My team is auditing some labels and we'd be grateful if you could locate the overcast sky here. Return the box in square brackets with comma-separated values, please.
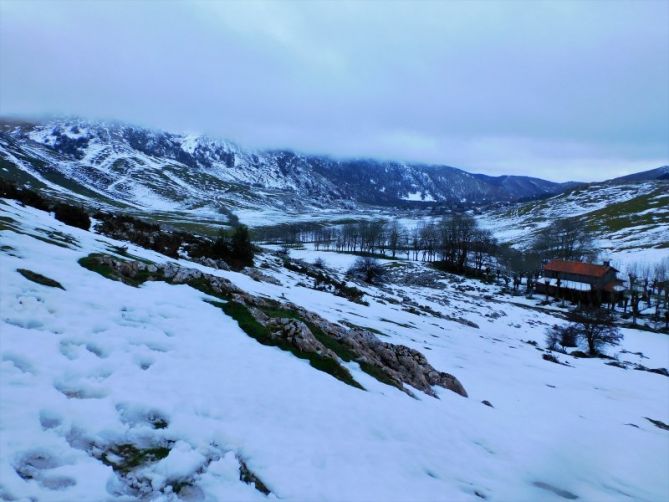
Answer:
[1, 1, 667, 181]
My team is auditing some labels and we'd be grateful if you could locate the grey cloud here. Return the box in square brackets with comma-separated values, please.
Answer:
[0, 0, 667, 181]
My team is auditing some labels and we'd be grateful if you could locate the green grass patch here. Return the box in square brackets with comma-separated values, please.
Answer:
[100, 444, 171, 474]
[42, 230, 79, 249]
[31, 234, 74, 248]
[305, 320, 357, 363]
[106, 245, 154, 264]
[77, 253, 154, 287]
[359, 361, 402, 390]
[17, 268, 64, 289]
[186, 277, 232, 301]
[259, 306, 302, 321]
[339, 320, 388, 337]
[213, 300, 363, 389]
[582, 187, 669, 233]
[259, 306, 357, 362]
[0, 215, 19, 232]
[380, 318, 416, 329]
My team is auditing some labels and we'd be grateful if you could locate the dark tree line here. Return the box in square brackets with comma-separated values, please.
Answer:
[1, 179, 91, 230]
[254, 214, 498, 273]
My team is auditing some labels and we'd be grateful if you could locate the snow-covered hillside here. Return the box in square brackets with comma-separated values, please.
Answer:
[2, 199, 668, 501]
[478, 180, 669, 265]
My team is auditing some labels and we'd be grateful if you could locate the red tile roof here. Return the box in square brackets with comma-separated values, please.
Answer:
[544, 260, 616, 278]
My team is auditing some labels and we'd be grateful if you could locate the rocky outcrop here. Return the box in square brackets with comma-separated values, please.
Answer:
[285, 308, 467, 397]
[243, 267, 282, 285]
[192, 257, 230, 271]
[265, 318, 338, 359]
[80, 254, 467, 398]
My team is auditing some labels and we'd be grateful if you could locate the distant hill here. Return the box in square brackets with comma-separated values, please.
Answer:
[609, 166, 669, 183]
[478, 178, 669, 263]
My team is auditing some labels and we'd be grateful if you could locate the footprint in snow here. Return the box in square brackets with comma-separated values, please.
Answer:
[13, 449, 77, 491]
[54, 379, 109, 399]
[115, 402, 170, 430]
[2, 352, 36, 374]
[4, 317, 45, 330]
[85, 342, 109, 358]
[39, 409, 64, 430]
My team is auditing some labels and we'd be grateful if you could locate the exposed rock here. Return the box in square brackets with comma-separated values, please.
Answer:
[635, 365, 669, 377]
[605, 361, 628, 369]
[243, 268, 282, 285]
[645, 417, 669, 431]
[80, 254, 467, 398]
[542, 353, 571, 366]
[294, 309, 467, 398]
[266, 318, 338, 360]
[192, 257, 231, 271]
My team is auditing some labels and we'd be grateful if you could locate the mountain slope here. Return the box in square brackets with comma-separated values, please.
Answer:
[0, 118, 571, 215]
[609, 165, 669, 183]
[478, 179, 669, 263]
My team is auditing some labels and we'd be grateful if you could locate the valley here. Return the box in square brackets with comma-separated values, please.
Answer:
[1, 119, 668, 501]
[1, 198, 667, 501]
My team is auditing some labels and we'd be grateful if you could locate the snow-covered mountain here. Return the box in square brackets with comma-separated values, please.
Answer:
[0, 118, 572, 214]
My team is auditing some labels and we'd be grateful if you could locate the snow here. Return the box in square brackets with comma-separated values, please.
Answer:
[1, 199, 668, 501]
[263, 244, 370, 273]
[179, 134, 201, 155]
[402, 191, 435, 202]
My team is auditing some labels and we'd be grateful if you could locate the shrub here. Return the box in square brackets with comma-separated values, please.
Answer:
[547, 309, 623, 356]
[231, 225, 254, 265]
[277, 245, 290, 257]
[347, 256, 387, 284]
[313, 257, 326, 269]
[569, 308, 623, 356]
[545, 324, 578, 352]
[201, 225, 255, 268]
[53, 203, 91, 230]
[0, 180, 50, 211]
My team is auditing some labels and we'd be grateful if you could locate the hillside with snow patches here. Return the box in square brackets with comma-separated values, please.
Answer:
[478, 177, 669, 265]
[0, 119, 570, 216]
[2, 197, 669, 501]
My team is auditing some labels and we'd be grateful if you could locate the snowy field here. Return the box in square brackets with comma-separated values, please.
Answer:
[1, 200, 668, 501]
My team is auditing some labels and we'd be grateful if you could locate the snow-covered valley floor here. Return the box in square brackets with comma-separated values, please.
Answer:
[1, 200, 668, 501]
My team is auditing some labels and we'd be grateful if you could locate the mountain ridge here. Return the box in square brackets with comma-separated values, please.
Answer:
[0, 117, 579, 211]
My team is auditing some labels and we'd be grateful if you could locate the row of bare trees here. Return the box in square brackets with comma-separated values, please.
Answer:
[253, 215, 497, 272]
[621, 258, 669, 327]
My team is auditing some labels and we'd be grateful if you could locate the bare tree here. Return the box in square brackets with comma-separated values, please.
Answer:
[532, 217, 597, 262]
[569, 309, 623, 356]
[545, 324, 578, 352]
[388, 220, 403, 258]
